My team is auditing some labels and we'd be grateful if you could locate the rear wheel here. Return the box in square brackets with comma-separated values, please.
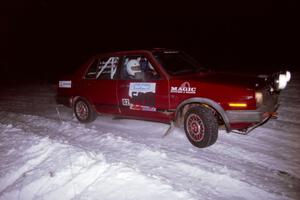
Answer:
[184, 106, 218, 148]
[74, 98, 96, 123]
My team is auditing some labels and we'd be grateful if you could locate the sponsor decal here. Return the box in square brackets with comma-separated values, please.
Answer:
[130, 104, 156, 112]
[128, 82, 156, 111]
[59, 80, 72, 88]
[129, 83, 156, 97]
[170, 82, 196, 94]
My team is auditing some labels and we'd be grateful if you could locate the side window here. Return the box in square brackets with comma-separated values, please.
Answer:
[120, 55, 159, 80]
[85, 56, 119, 80]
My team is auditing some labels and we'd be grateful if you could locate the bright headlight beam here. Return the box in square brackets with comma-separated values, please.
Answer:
[286, 71, 291, 82]
[255, 92, 263, 106]
[278, 74, 287, 89]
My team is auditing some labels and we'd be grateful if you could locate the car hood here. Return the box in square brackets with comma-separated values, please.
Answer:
[173, 71, 269, 90]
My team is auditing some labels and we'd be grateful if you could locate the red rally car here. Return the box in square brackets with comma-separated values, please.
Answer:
[57, 49, 291, 148]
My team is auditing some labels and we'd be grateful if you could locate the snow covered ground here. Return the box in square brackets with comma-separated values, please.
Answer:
[0, 74, 299, 200]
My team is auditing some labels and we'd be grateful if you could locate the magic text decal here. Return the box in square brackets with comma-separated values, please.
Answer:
[170, 82, 196, 94]
[129, 82, 156, 111]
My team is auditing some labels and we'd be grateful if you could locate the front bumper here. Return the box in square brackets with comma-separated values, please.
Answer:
[226, 90, 279, 132]
[226, 92, 279, 125]
[227, 110, 264, 123]
[226, 105, 279, 123]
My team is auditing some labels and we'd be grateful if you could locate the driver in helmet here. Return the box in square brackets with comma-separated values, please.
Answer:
[126, 59, 142, 79]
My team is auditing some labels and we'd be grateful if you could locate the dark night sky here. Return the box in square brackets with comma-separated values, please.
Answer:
[0, 0, 299, 81]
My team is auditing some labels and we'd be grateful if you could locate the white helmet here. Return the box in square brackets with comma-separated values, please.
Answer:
[126, 59, 141, 76]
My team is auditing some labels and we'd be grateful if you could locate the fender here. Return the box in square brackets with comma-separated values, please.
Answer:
[175, 97, 231, 132]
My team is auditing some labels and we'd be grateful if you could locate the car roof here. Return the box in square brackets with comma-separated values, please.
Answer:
[95, 48, 176, 57]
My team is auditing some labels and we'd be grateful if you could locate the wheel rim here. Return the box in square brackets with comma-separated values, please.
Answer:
[186, 113, 205, 142]
[75, 101, 89, 120]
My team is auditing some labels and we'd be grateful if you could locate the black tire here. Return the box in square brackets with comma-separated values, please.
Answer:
[74, 98, 96, 123]
[184, 106, 218, 148]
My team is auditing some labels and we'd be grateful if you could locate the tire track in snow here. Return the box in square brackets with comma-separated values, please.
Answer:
[0, 120, 194, 200]
[0, 112, 198, 198]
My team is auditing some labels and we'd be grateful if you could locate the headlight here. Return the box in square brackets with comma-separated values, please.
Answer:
[278, 74, 288, 89]
[255, 91, 263, 107]
[286, 71, 291, 82]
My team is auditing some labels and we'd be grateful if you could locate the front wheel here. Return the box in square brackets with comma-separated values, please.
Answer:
[184, 106, 218, 148]
[74, 98, 96, 123]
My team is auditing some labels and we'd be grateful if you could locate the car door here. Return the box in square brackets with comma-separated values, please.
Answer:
[81, 55, 120, 114]
[117, 53, 170, 122]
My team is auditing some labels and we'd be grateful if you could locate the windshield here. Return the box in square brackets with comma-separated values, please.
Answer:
[153, 51, 207, 75]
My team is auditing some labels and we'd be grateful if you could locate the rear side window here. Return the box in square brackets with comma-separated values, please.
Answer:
[85, 56, 119, 79]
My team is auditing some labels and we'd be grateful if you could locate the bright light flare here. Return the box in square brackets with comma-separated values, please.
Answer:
[286, 71, 291, 82]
